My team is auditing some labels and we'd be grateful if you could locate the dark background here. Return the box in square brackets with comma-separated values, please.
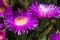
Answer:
[57, 0, 60, 6]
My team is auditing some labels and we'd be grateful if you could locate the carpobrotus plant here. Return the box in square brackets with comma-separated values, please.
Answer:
[4, 11, 38, 35]
[0, 0, 12, 17]
[0, 0, 60, 40]
[29, 2, 60, 18]
[50, 32, 60, 40]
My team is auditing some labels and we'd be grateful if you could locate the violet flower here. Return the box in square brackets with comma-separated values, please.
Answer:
[0, 0, 12, 17]
[4, 11, 38, 35]
[50, 32, 60, 40]
[0, 0, 12, 28]
[29, 2, 60, 18]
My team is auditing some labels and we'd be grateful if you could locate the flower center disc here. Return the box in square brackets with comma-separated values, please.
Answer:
[15, 16, 28, 26]
[0, 7, 5, 12]
[0, 35, 3, 39]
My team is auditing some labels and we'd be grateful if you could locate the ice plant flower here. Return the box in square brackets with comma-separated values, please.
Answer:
[0, 0, 12, 28]
[29, 2, 60, 18]
[0, 5, 12, 17]
[0, 0, 12, 17]
[4, 11, 38, 35]
[50, 32, 60, 40]
[0, 0, 6, 16]
[0, 30, 6, 40]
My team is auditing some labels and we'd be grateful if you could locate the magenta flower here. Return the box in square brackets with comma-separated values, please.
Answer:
[0, 30, 6, 40]
[0, 0, 12, 28]
[4, 11, 38, 35]
[0, 0, 12, 17]
[0, 0, 6, 16]
[29, 2, 60, 18]
[0, 5, 12, 17]
[0, 0, 12, 29]
[50, 32, 60, 40]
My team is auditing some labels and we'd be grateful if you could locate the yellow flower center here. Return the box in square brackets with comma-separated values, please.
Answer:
[0, 7, 5, 12]
[15, 16, 28, 26]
